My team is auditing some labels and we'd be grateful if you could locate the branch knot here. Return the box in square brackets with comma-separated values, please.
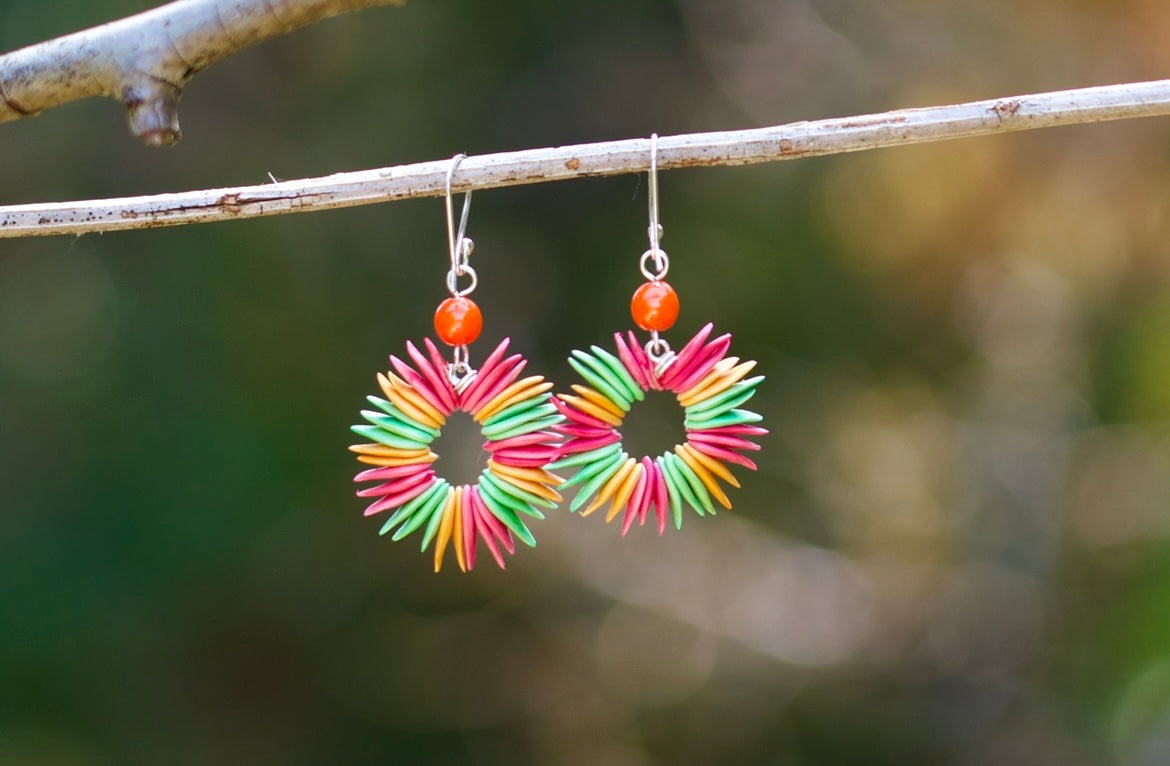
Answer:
[122, 81, 182, 146]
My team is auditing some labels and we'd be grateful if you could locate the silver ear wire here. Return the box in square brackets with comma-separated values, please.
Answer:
[445, 154, 477, 298]
[443, 153, 479, 385]
[643, 133, 669, 280]
[640, 134, 674, 368]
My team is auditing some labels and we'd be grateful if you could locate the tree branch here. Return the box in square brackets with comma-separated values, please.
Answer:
[2, 78, 1170, 238]
[0, 0, 403, 146]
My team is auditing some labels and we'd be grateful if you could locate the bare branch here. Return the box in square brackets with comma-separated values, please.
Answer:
[2, 78, 1170, 238]
[0, 0, 404, 145]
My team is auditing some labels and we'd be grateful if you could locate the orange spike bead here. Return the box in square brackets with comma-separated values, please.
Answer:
[434, 297, 483, 346]
[630, 281, 679, 332]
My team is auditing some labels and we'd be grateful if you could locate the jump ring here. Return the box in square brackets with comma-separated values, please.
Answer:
[448, 345, 476, 390]
[645, 337, 672, 362]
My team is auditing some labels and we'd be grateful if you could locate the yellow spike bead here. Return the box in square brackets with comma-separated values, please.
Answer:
[348, 443, 433, 459]
[679, 442, 740, 488]
[355, 451, 439, 467]
[676, 357, 740, 406]
[487, 459, 562, 488]
[377, 372, 446, 429]
[605, 462, 645, 523]
[678, 360, 758, 408]
[487, 461, 562, 502]
[557, 394, 624, 427]
[434, 487, 459, 573]
[675, 445, 733, 509]
[571, 385, 627, 419]
[482, 381, 554, 422]
[452, 486, 467, 573]
[475, 376, 553, 422]
[583, 457, 636, 517]
[495, 471, 562, 503]
[702, 360, 758, 401]
[386, 371, 447, 427]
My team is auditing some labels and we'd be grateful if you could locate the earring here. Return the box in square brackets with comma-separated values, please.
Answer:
[549, 134, 766, 535]
[349, 155, 565, 572]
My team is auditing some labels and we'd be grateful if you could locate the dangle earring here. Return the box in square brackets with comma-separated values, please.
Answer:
[349, 155, 565, 571]
[549, 135, 766, 534]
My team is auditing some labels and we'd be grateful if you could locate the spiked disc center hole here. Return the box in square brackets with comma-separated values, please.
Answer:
[619, 389, 688, 460]
[433, 411, 489, 487]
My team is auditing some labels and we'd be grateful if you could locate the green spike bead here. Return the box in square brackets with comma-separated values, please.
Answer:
[351, 424, 431, 451]
[419, 492, 450, 551]
[481, 414, 564, 443]
[480, 470, 555, 514]
[476, 487, 538, 547]
[480, 397, 557, 429]
[392, 482, 452, 541]
[568, 356, 632, 410]
[588, 345, 645, 402]
[683, 390, 759, 424]
[684, 377, 766, 417]
[359, 411, 436, 444]
[684, 408, 766, 430]
[548, 443, 623, 473]
[556, 447, 626, 492]
[569, 450, 630, 512]
[656, 455, 684, 529]
[668, 451, 716, 515]
[365, 396, 441, 437]
[661, 452, 706, 516]
[479, 403, 551, 439]
[379, 479, 447, 536]
[477, 471, 538, 516]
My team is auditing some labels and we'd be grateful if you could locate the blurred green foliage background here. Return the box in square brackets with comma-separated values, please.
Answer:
[4, 1, 1170, 763]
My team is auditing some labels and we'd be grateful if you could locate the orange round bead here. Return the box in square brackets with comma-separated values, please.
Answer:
[630, 281, 679, 332]
[434, 296, 483, 346]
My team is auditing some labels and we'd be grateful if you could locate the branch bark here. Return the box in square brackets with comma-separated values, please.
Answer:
[0, 0, 403, 146]
[3, 78, 1170, 239]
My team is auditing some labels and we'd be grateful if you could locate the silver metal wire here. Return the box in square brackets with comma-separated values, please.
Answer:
[645, 333, 677, 373]
[448, 343, 477, 391]
[639, 248, 669, 281]
[445, 153, 477, 297]
[640, 134, 674, 370]
[443, 154, 480, 386]
[644, 133, 669, 280]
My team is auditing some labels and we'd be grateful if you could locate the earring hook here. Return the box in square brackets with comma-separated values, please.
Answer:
[445, 153, 477, 296]
[442, 154, 480, 391]
[640, 134, 670, 281]
[638, 134, 676, 372]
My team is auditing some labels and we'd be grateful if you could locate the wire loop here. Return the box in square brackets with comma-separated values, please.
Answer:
[447, 344, 477, 391]
[445, 263, 478, 296]
[639, 248, 670, 281]
[643, 133, 669, 279]
[445, 154, 476, 298]
[645, 332, 677, 375]
[442, 154, 480, 378]
[638, 134, 675, 367]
